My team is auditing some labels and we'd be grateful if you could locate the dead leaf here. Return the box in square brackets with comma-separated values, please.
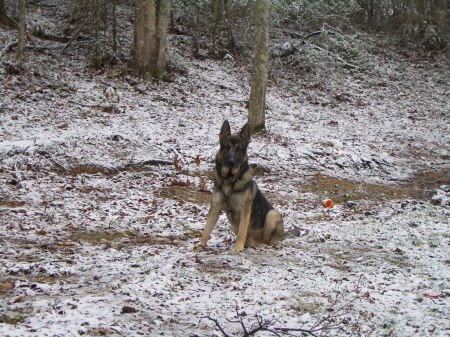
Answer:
[0, 282, 13, 294]
[173, 156, 182, 172]
[194, 155, 201, 167]
[393, 247, 404, 255]
[13, 294, 25, 303]
[121, 305, 137, 314]
[36, 229, 47, 236]
[170, 179, 191, 187]
[57, 123, 68, 129]
[199, 177, 208, 192]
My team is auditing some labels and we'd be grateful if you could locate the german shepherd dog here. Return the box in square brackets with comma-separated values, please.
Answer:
[200, 120, 284, 252]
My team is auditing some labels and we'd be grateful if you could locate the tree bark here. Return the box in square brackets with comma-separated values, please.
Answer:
[93, 0, 102, 67]
[248, 0, 269, 132]
[0, 0, 16, 28]
[430, 0, 449, 54]
[112, 0, 117, 55]
[192, 1, 200, 58]
[211, 0, 222, 53]
[223, 0, 235, 49]
[17, 0, 26, 63]
[133, 0, 171, 80]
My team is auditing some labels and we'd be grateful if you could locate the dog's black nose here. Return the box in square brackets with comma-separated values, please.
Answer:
[228, 160, 235, 167]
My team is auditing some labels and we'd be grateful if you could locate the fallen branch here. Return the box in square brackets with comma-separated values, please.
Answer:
[0, 13, 17, 28]
[281, 29, 304, 39]
[201, 310, 282, 337]
[283, 23, 345, 42]
[35, 150, 68, 171]
[60, 20, 87, 53]
[33, 29, 70, 43]
[201, 277, 374, 336]
[274, 326, 321, 337]
[202, 313, 322, 337]
[0, 40, 62, 60]
[134, 159, 172, 166]
[67, 100, 104, 108]
[309, 43, 358, 70]
[322, 23, 347, 36]
[304, 30, 336, 40]
[201, 315, 231, 337]
[0, 39, 18, 60]
[278, 25, 357, 69]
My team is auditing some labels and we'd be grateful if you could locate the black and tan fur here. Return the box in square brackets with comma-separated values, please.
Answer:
[200, 120, 284, 252]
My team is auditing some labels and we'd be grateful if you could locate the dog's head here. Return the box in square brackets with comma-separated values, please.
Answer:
[217, 120, 250, 179]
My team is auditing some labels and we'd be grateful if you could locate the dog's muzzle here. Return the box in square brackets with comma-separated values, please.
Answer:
[221, 164, 239, 183]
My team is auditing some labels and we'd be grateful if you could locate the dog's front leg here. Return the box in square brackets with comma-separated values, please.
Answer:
[232, 200, 251, 252]
[200, 190, 224, 247]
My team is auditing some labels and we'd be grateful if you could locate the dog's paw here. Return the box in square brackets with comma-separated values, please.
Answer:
[193, 244, 206, 252]
[231, 244, 245, 252]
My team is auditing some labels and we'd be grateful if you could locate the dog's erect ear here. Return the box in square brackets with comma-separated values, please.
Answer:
[239, 123, 250, 144]
[219, 120, 231, 142]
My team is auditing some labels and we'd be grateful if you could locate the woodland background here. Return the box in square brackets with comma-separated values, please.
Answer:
[0, 1, 449, 336]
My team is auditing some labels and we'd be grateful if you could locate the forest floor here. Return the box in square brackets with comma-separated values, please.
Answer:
[1, 2, 450, 337]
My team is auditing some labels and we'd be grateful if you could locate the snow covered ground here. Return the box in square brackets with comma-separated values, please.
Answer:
[1, 4, 450, 336]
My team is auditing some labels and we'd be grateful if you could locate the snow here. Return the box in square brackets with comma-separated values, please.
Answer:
[1, 4, 450, 337]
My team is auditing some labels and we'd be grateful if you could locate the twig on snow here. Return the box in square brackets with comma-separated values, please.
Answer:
[274, 326, 321, 337]
[200, 315, 231, 337]
[133, 159, 173, 167]
[322, 23, 347, 36]
[279, 24, 357, 70]
[309, 43, 358, 70]
[202, 312, 281, 337]
[60, 20, 87, 53]
[304, 30, 336, 40]
[0, 39, 18, 60]
[35, 149, 68, 171]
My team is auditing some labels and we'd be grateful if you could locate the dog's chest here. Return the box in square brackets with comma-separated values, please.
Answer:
[224, 187, 251, 214]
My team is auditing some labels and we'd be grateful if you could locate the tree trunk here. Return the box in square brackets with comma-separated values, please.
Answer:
[211, 0, 222, 54]
[93, 0, 102, 67]
[112, 0, 117, 55]
[248, 0, 269, 132]
[430, 0, 449, 54]
[133, 0, 171, 80]
[223, 0, 235, 49]
[17, 0, 26, 63]
[154, 0, 171, 74]
[192, 1, 200, 58]
[0, 0, 16, 28]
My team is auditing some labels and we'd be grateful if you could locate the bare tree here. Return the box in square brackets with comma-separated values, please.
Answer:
[211, 0, 235, 55]
[0, 0, 16, 27]
[93, 0, 102, 67]
[112, 0, 117, 55]
[17, 0, 26, 63]
[133, 0, 172, 79]
[248, 0, 269, 132]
